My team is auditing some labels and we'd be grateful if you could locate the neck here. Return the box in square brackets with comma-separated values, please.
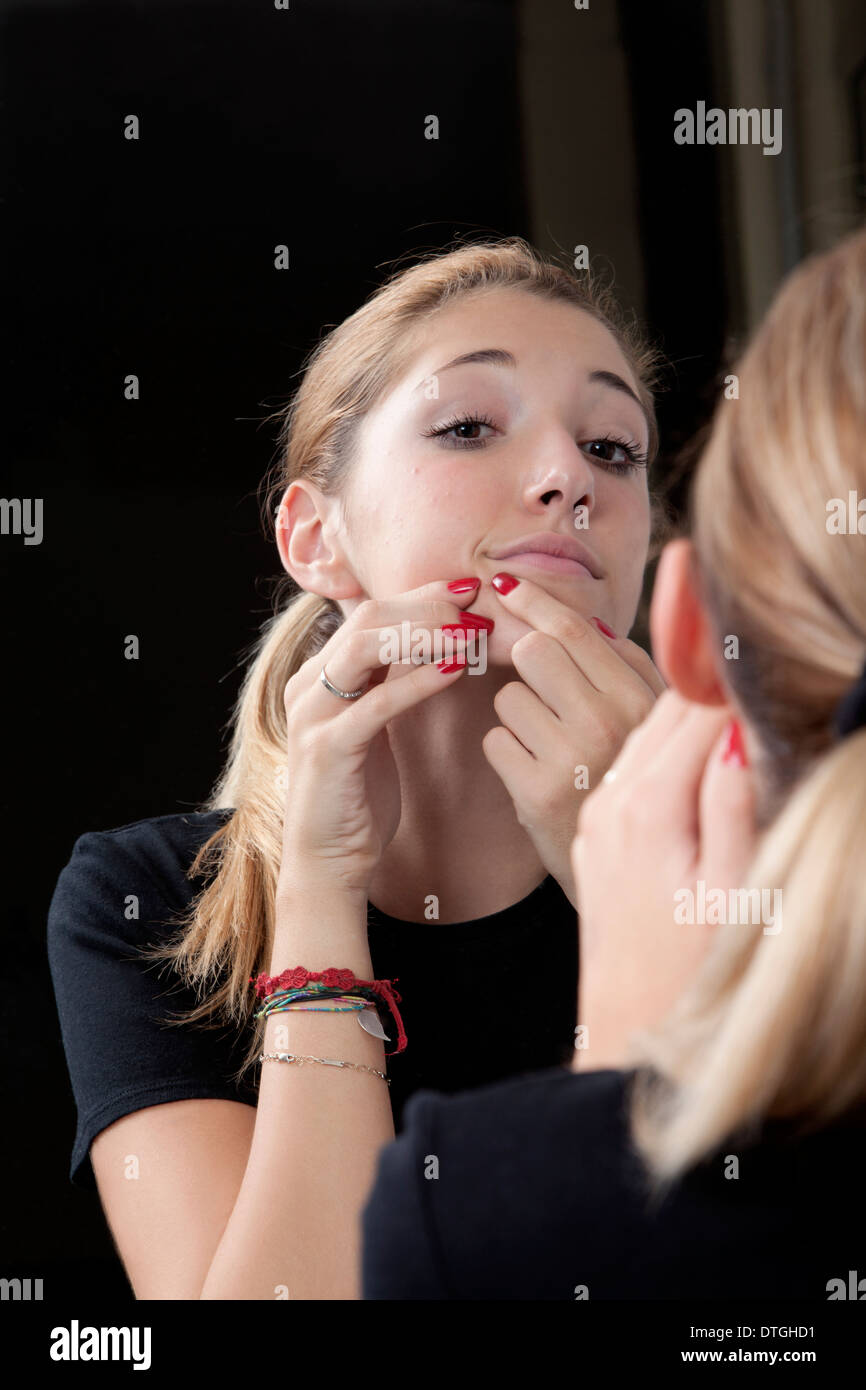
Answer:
[367, 664, 548, 923]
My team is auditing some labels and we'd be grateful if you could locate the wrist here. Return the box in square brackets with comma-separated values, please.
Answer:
[272, 880, 371, 971]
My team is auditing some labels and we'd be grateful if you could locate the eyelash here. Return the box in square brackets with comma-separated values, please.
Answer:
[421, 413, 648, 474]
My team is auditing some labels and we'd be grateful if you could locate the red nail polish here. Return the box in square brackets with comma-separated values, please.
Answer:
[721, 719, 748, 767]
[492, 572, 520, 594]
[592, 616, 617, 639]
[447, 611, 494, 631]
[438, 654, 468, 673]
[447, 577, 481, 593]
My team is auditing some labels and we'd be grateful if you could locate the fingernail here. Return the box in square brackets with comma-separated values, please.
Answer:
[438, 654, 468, 673]
[592, 616, 617, 639]
[446, 611, 494, 631]
[447, 577, 481, 593]
[721, 719, 748, 767]
[492, 572, 520, 594]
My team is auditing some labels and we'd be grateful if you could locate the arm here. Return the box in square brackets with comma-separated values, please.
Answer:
[90, 580, 478, 1298]
[92, 881, 393, 1301]
[199, 880, 394, 1300]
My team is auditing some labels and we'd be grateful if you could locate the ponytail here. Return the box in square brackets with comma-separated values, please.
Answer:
[138, 590, 342, 1084]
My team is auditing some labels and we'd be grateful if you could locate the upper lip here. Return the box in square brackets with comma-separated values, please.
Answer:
[487, 531, 603, 578]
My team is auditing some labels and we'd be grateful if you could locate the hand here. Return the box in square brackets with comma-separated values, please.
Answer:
[571, 690, 758, 1070]
[277, 580, 482, 903]
[481, 573, 666, 906]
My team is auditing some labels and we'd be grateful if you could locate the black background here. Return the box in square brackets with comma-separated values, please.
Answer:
[1, 0, 788, 1299]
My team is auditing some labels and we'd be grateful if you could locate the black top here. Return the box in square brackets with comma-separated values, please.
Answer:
[46, 810, 578, 1191]
[361, 1065, 866, 1300]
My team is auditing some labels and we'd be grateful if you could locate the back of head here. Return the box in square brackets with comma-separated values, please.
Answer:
[632, 225, 866, 1185]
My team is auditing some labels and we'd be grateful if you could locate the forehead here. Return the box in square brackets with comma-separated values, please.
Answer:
[395, 285, 639, 395]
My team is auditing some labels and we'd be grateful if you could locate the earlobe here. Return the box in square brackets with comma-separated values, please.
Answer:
[649, 538, 728, 706]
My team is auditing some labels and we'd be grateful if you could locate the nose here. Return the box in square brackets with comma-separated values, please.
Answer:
[520, 437, 595, 523]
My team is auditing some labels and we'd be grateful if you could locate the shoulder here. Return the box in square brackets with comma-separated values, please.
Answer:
[48, 810, 232, 940]
[62, 809, 232, 881]
[362, 1066, 633, 1298]
[401, 1064, 631, 1172]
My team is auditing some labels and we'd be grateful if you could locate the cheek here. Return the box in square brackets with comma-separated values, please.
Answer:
[349, 457, 495, 591]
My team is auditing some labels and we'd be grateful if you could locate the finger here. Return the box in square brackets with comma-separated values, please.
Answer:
[492, 679, 563, 759]
[509, 632, 594, 721]
[312, 621, 473, 716]
[481, 723, 537, 800]
[698, 720, 758, 884]
[490, 570, 653, 698]
[310, 578, 487, 701]
[596, 687, 691, 784]
[634, 704, 733, 840]
[611, 638, 668, 697]
[336, 650, 470, 751]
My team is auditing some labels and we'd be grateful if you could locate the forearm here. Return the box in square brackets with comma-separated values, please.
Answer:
[199, 883, 395, 1300]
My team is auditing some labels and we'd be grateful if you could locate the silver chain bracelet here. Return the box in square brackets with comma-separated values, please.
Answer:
[260, 1051, 390, 1085]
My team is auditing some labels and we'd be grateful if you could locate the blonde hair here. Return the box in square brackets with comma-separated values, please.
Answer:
[142, 236, 664, 1082]
[629, 225, 866, 1192]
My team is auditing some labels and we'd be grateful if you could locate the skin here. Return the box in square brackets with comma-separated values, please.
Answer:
[277, 286, 665, 922]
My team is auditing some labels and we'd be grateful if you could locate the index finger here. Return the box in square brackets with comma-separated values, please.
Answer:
[490, 569, 638, 694]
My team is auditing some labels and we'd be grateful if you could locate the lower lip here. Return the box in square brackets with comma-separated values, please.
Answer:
[495, 552, 597, 578]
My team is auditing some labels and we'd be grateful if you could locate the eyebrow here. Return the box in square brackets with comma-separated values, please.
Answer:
[414, 349, 649, 431]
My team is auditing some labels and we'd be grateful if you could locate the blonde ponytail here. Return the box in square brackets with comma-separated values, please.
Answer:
[139, 590, 342, 1082]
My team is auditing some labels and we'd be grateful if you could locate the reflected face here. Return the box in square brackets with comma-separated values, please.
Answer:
[341, 286, 653, 659]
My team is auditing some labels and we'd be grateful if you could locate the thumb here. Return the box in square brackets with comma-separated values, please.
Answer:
[699, 717, 759, 885]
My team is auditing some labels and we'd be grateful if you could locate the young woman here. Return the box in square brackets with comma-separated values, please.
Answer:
[47, 237, 669, 1299]
[361, 227, 866, 1299]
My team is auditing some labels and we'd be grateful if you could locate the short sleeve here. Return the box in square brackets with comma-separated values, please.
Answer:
[46, 825, 259, 1190]
[361, 1089, 453, 1299]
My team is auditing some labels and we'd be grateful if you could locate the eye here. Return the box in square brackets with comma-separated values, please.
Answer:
[581, 436, 648, 475]
[421, 412, 497, 450]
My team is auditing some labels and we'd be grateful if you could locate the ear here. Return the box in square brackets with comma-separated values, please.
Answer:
[649, 537, 728, 705]
[275, 481, 363, 600]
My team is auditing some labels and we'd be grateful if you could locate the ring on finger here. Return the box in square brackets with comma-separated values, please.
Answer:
[320, 665, 367, 701]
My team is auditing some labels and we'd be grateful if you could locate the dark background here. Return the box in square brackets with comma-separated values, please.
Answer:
[2, 0, 864, 1298]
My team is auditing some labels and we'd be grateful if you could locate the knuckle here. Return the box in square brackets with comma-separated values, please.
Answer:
[343, 626, 370, 662]
[352, 598, 378, 628]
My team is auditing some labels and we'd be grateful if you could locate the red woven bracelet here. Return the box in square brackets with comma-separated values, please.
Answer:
[250, 966, 407, 1055]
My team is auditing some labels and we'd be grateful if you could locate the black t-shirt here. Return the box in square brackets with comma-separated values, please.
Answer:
[361, 1065, 866, 1300]
[47, 809, 578, 1191]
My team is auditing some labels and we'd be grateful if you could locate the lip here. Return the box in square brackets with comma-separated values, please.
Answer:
[486, 531, 603, 580]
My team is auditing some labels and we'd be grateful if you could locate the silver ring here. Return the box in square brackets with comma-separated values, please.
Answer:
[320, 664, 366, 700]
